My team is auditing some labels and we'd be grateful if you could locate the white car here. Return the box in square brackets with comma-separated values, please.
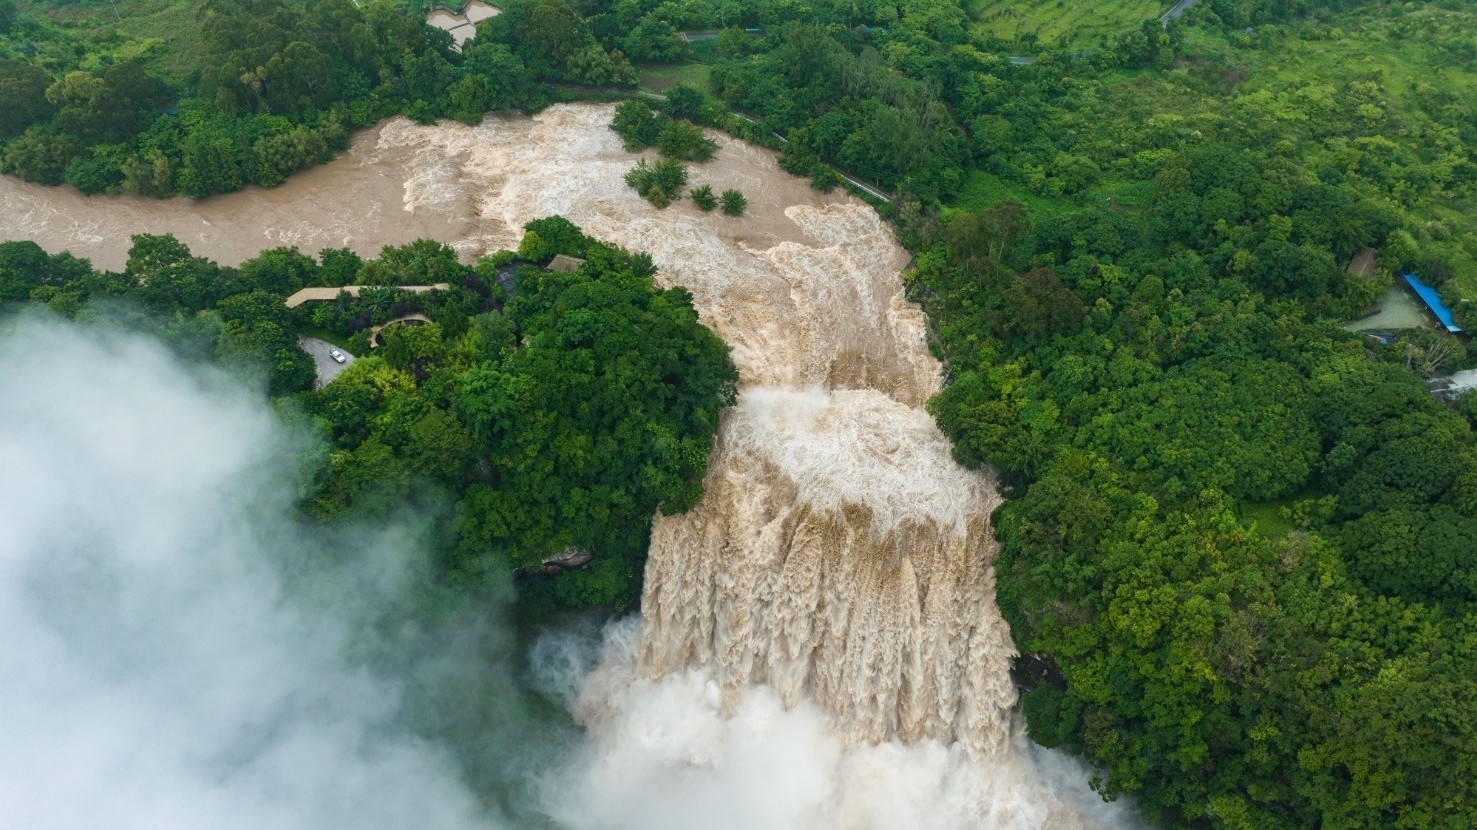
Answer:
[328, 348, 347, 364]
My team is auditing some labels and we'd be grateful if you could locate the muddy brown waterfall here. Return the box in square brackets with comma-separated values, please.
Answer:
[0, 104, 1132, 828]
[638, 385, 1018, 754]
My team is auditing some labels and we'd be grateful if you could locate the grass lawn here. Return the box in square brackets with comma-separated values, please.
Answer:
[637, 63, 713, 94]
[969, 0, 1168, 50]
[1240, 498, 1300, 540]
[947, 169, 1077, 218]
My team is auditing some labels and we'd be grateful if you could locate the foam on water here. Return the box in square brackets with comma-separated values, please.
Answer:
[0, 104, 1137, 828]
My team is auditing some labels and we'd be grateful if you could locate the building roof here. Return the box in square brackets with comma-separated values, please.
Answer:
[1402, 273, 1463, 333]
[547, 254, 585, 273]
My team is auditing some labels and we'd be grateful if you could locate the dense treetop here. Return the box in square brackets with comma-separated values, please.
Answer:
[0, 218, 737, 612]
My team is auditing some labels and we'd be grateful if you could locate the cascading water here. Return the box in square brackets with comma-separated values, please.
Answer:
[638, 387, 1018, 756]
[0, 104, 1136, 828]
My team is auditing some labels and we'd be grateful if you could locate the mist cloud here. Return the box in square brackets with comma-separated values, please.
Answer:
[536, 620, 1141, 830]
[0, 316, 553, 830]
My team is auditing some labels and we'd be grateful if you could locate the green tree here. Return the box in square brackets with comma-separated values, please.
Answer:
[238, 247, 318, 296]
[125, 233, 225, 312]
[720, 188, 747, 216]
[625, 158, 688, 208]
[661, 84, 706, 122]
[691, 184, 717, 211]
[1, 127, 76, 185]
[610, 99, 660, 150]
[622, 17, 688, 63]
[656, 119, 717, 162]
[0, 59, 54, 138]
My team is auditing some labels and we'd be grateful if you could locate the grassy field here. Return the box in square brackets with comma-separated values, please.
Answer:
[969, 0, 1168, 49]
[637, 63, 713, 94]
[949, 169, 1076, 217]
[1239, 497, 1300, 541]
[13, 0, 204, 83]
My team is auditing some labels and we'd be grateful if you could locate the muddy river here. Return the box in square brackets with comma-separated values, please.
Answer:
[0, 104, 922, 393]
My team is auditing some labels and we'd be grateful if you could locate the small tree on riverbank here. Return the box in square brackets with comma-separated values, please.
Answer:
[720, 188, 747, 216]
[656, 119, 716, 161]
[611, 100, 660, 151]
[691, 184, 716, 211]
[625, 158, 688, 208]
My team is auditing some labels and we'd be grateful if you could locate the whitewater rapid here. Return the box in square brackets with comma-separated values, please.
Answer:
[0, 104, 1134, 828]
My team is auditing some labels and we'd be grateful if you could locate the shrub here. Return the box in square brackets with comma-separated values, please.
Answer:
[656, 119, 716, 162]
[625, 158, 688, 208]
[720, 188, 747, 216]
[691, 184, 717, 211]
[611, 99, 660, 150]
[661, 84, 706, 122]
[64, 150, 124, 194]
[810, 167, 841, 193]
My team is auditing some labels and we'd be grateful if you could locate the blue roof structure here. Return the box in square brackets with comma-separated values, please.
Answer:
[1403, 273, 1463, 333]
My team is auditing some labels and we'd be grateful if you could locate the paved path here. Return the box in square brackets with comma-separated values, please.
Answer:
[369, 313, 433, 348]
[298, 336, 355, 388]
[284, 284, 450, 308]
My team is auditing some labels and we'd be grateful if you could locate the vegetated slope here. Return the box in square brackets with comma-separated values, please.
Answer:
[0, 217, 738, 614]
[12, 0, 211, 84]
[907, 5, 1477, 827]
[968, 0, 1167, 50]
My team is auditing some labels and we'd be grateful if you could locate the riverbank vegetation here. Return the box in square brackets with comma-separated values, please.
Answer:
[572, 0, 1477, 824]
[882, 3, 1474, 827]
[0, 218, 737, 614]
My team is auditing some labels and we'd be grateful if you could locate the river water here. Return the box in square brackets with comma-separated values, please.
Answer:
[0, 104, 1136, 829]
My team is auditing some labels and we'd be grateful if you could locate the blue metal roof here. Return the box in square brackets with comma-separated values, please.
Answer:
[1403, 273, 1463, 333]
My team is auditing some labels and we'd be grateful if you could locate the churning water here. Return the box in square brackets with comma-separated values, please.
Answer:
[0, 105, 1138, 829]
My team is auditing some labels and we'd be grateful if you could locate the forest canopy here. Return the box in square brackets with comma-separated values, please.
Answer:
[0, 0, 551, 196]
[0, 218, 737, 612]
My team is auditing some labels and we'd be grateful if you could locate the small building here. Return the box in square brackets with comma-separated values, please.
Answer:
[1402, 273, 1463, 334]
[547, 254, 585, 273]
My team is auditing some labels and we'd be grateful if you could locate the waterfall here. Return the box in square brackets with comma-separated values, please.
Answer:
[0, 102, 1137, 828]
[639, 387, 1019, 756]
[415, 105, 1136, 828]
